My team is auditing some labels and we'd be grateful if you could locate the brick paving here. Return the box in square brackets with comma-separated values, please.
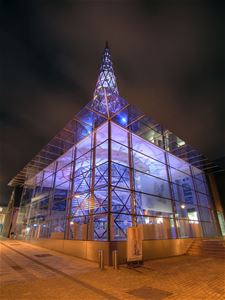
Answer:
[0, 240, 224, 299]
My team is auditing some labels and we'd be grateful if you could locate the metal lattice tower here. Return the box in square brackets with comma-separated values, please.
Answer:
[89, 42, 127, 117]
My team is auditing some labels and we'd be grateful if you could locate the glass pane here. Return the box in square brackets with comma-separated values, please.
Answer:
[138, 193, 172, 214]
[169, 167, 195, 191]
[57, 148, 74, 171]
[199, 207, 212, 222]
[111, 122, 128, 146]
[43, 162, 56, 180]
[96, 122, 108, 145]
[95, 163, 108, 188]
[112, 188, 131, 214]
[130, 116, 163, 148]
[94, 188, 108, 214]
[132, 134, 165, 163]
[112, 104, 143, 127]
[201, 222, 217, 237]
[75, 151, 92, 175]
[111, 163, 130, 189]
[111, 141, 129, 166]
[176, 219, 192, 238]
[198, 193, 210, 208]
[171, 181, 197, 205]
[76, 134, 92, 159]
[96, 141, 108, 166]
[112, 213, 132, 240]
[192, 166, 206, 182]
[55, 163, 73, 187]
[133, 150, 168, 180]
[74, 170, 91, 194]
[168, 153, 191, 175]
[134, 171, 170, 199]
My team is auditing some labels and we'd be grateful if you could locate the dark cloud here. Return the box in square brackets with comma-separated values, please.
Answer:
[0, 0, 224, 205]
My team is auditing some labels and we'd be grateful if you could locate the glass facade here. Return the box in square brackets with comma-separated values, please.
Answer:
[15, 44, 222, 241]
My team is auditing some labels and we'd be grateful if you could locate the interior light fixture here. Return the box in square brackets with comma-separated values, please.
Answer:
[121, 117, 127, 124]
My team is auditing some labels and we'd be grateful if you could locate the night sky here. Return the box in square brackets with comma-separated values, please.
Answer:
[0, 1, 224, 206]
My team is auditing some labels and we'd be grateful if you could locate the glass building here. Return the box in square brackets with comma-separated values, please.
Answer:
[11, 44, 224, 242]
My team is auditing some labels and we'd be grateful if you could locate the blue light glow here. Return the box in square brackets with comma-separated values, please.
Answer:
[121, 117, 127, 124]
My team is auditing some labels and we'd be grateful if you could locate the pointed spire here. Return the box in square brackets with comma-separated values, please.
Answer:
[89, 43, 127, 117]
[105, 40, 109, 49]
[95, 42, 119, 95]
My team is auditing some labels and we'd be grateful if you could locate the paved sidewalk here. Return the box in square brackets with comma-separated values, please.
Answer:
[0, 240, 224, 299]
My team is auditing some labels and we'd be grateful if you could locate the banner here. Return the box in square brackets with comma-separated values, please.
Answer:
[127, 226, 142, 262]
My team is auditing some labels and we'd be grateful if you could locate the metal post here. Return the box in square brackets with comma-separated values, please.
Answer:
[89, 130, 97, 241]
[108, 121, 112, 241]
[190, 165, 204, 236]
[98, 250, 104, 270]
[65, 146, 77, 240]
[112, 250, 119, 269]
[128, 130, 136, 227]
[164, 152, 179, 238]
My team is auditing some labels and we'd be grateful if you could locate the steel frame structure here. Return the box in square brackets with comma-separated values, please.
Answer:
[12, 43, 224, 241]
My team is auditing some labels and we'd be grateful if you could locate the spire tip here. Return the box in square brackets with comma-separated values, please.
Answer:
[105, 40, 109, 49]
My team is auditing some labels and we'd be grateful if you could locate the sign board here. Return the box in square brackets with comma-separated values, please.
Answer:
[127, 226, 143, 262]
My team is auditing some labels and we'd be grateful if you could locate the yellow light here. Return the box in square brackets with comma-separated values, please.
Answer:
[181, 204, 186, 209]
[156, 217, 163, 224]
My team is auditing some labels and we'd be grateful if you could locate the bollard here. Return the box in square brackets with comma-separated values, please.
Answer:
[112, 250, 119, 269]
[98, 250, 104, 270]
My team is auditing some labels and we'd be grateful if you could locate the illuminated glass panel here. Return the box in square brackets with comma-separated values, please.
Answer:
[94, 163, 108, 188]
[111, 122, 128, 145]
[95, 141, 108, 166]
[96, 122, 108, 145]
[134, 171, 170, 199]
[168, 153, 191, 175]
[198, 193, 211, 208]
[111, 163, 130, 189]
[137, 192, 172, 215]
[111, 141, 129, 166]
[75, 151, 92, 175]
[57, 148, 74, 171]
[132, 134, 165, 163]
[55, 163, 73, 187]
[112, 188, 131, 214]
[133, 150, 168, 180]
[76, 134, 92, 159]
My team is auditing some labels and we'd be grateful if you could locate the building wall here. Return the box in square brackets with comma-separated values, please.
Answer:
[21, 238, 193, 265]
[17, 121, 221, 241]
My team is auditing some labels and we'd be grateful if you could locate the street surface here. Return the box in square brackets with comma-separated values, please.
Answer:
[0, 239, 224, 299]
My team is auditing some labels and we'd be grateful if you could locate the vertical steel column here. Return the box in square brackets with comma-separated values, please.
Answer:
[37, 171, 45, 233]
[89, 129, 97, 240]
[164, 152, 179, 238]
[128, 130, 136, 227]
[47, 161, 58, 238]
[190, 166, 204, 236]
[26, 186, 36, 235]
[65, 146, 77, 240]
[206, 174, 223, 236]
[108, 121, 112, 241]
[17, 187, 26, 233]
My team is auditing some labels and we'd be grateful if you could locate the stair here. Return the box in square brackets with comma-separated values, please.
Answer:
[187, 239, 225, 259]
